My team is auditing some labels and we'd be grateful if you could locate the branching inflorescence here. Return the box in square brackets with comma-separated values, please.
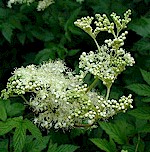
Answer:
[1, 10, 134, 130]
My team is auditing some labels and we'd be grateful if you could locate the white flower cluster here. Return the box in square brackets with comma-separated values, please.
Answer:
[74, 16, 95, 38]
[7, 0, 54, 11]
[79, 45, 134, 87]
[1, 10, 134, 130]
[75, 9, 135, 88]
[1, 59, 133, 130]
[74, 10, 131, 40]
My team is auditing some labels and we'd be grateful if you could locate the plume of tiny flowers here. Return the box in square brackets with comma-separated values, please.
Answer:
[7, 0, 54, 11]
[75, 9, 134, 88]
[1, 10, 134, 130]
[73, 9, 134, 126]
[1, 59, 133, 130]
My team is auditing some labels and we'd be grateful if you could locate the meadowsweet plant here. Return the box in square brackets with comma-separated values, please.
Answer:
[1, 10, 134, 130]
[7, 0, 55, 11]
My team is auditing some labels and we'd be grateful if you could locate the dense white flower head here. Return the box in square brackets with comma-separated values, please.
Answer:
[75, 9, 134, 88]
[1, 59, 133, 130]
[79, 45, 135, 87]
[1, 10, 134, 130]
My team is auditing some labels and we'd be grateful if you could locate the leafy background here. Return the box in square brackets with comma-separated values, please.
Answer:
[0, 0, 150, 151]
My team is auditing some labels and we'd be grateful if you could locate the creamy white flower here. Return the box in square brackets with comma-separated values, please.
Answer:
[1, 10, 134, 130]
[7, 0, 54, 10]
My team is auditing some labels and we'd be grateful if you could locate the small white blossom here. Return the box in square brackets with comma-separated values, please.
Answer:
[7, 0, 54, 11]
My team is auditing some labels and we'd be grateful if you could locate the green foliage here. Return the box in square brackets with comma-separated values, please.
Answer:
[129, 107, 150, 120]
[133, 38, 150, 52]
[0, 99, 25, 117]
[0, 118, 18, 136]
[126, 69, 150, 98]
[90, 138, 116, 152]
[13, 120, 27, 152]
[129, 17, 150, 38]
[23, 135, 50, 152]
[99, 121, 132, 144]
[0, 139, 8, 152]
[64, 7, 82, 41]
[1, 22, 14, 43]
[0, 116, 43, 152]
[140, 69, 150, 85]
[47, 142, 79, 152]
[0, 0, 150, 152]
[0, 99, 7, 121]
[126, 84, 150, 96]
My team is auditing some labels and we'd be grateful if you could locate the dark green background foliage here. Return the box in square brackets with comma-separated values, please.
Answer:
[0, 0, 150, 151]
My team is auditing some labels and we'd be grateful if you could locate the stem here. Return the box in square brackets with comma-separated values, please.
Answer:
[105, 85, 111, 100]
[20, 95, 29, 104]
[86, 77, 99, 93]
[93, 37, 101, 52]
[112, 30, 117, 38]
[74, 123, 94, 128]
[135, 134, 140, 152]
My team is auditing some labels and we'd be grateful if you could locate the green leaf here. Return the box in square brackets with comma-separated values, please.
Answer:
[133, 38, 150, 52]
[68, 49, 80, 56]
[8, 15, 22, 30]
[0, 118, 19, 136]
[56, 144, 79, 152]
[23, 52, 36, 65]
[141, 97, 150, 102]
[48, 129, 70, 144]
[24, 119, 42, 141]
[6, 103, 25, 117]
[0, 8, 9, 19]
[23, 136, 34, 152]
[0, 139, 8, 152]
[34, 48, 56, 63]
[0, 99, 7, 121]
[17, 33, 26, 45]
[47, 142, 58, 152]
[100, 121, 129, 144]
[47, 142, 79, 152]
[122, 145, 135, 152]
[1, 23, 14, 42]
[144, 0, 150, 4]
[128, 107, 150, 120]
[129, 17, 150, 37]
[140, 69, 150, 85]
[70, 128, 87, 139]
[92, 0, 111, 14]
[135, 119, 147, 132]
[126, 84, 150, 96]
[23, 135, 50, 152]
[31, 28, 54, 41]
[13, 121, 27, 152]
[139, 123, 150, 132]
[64, 7, 81, 41]
[57, 47, 67, 59]
[90, 138, 116, 152]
